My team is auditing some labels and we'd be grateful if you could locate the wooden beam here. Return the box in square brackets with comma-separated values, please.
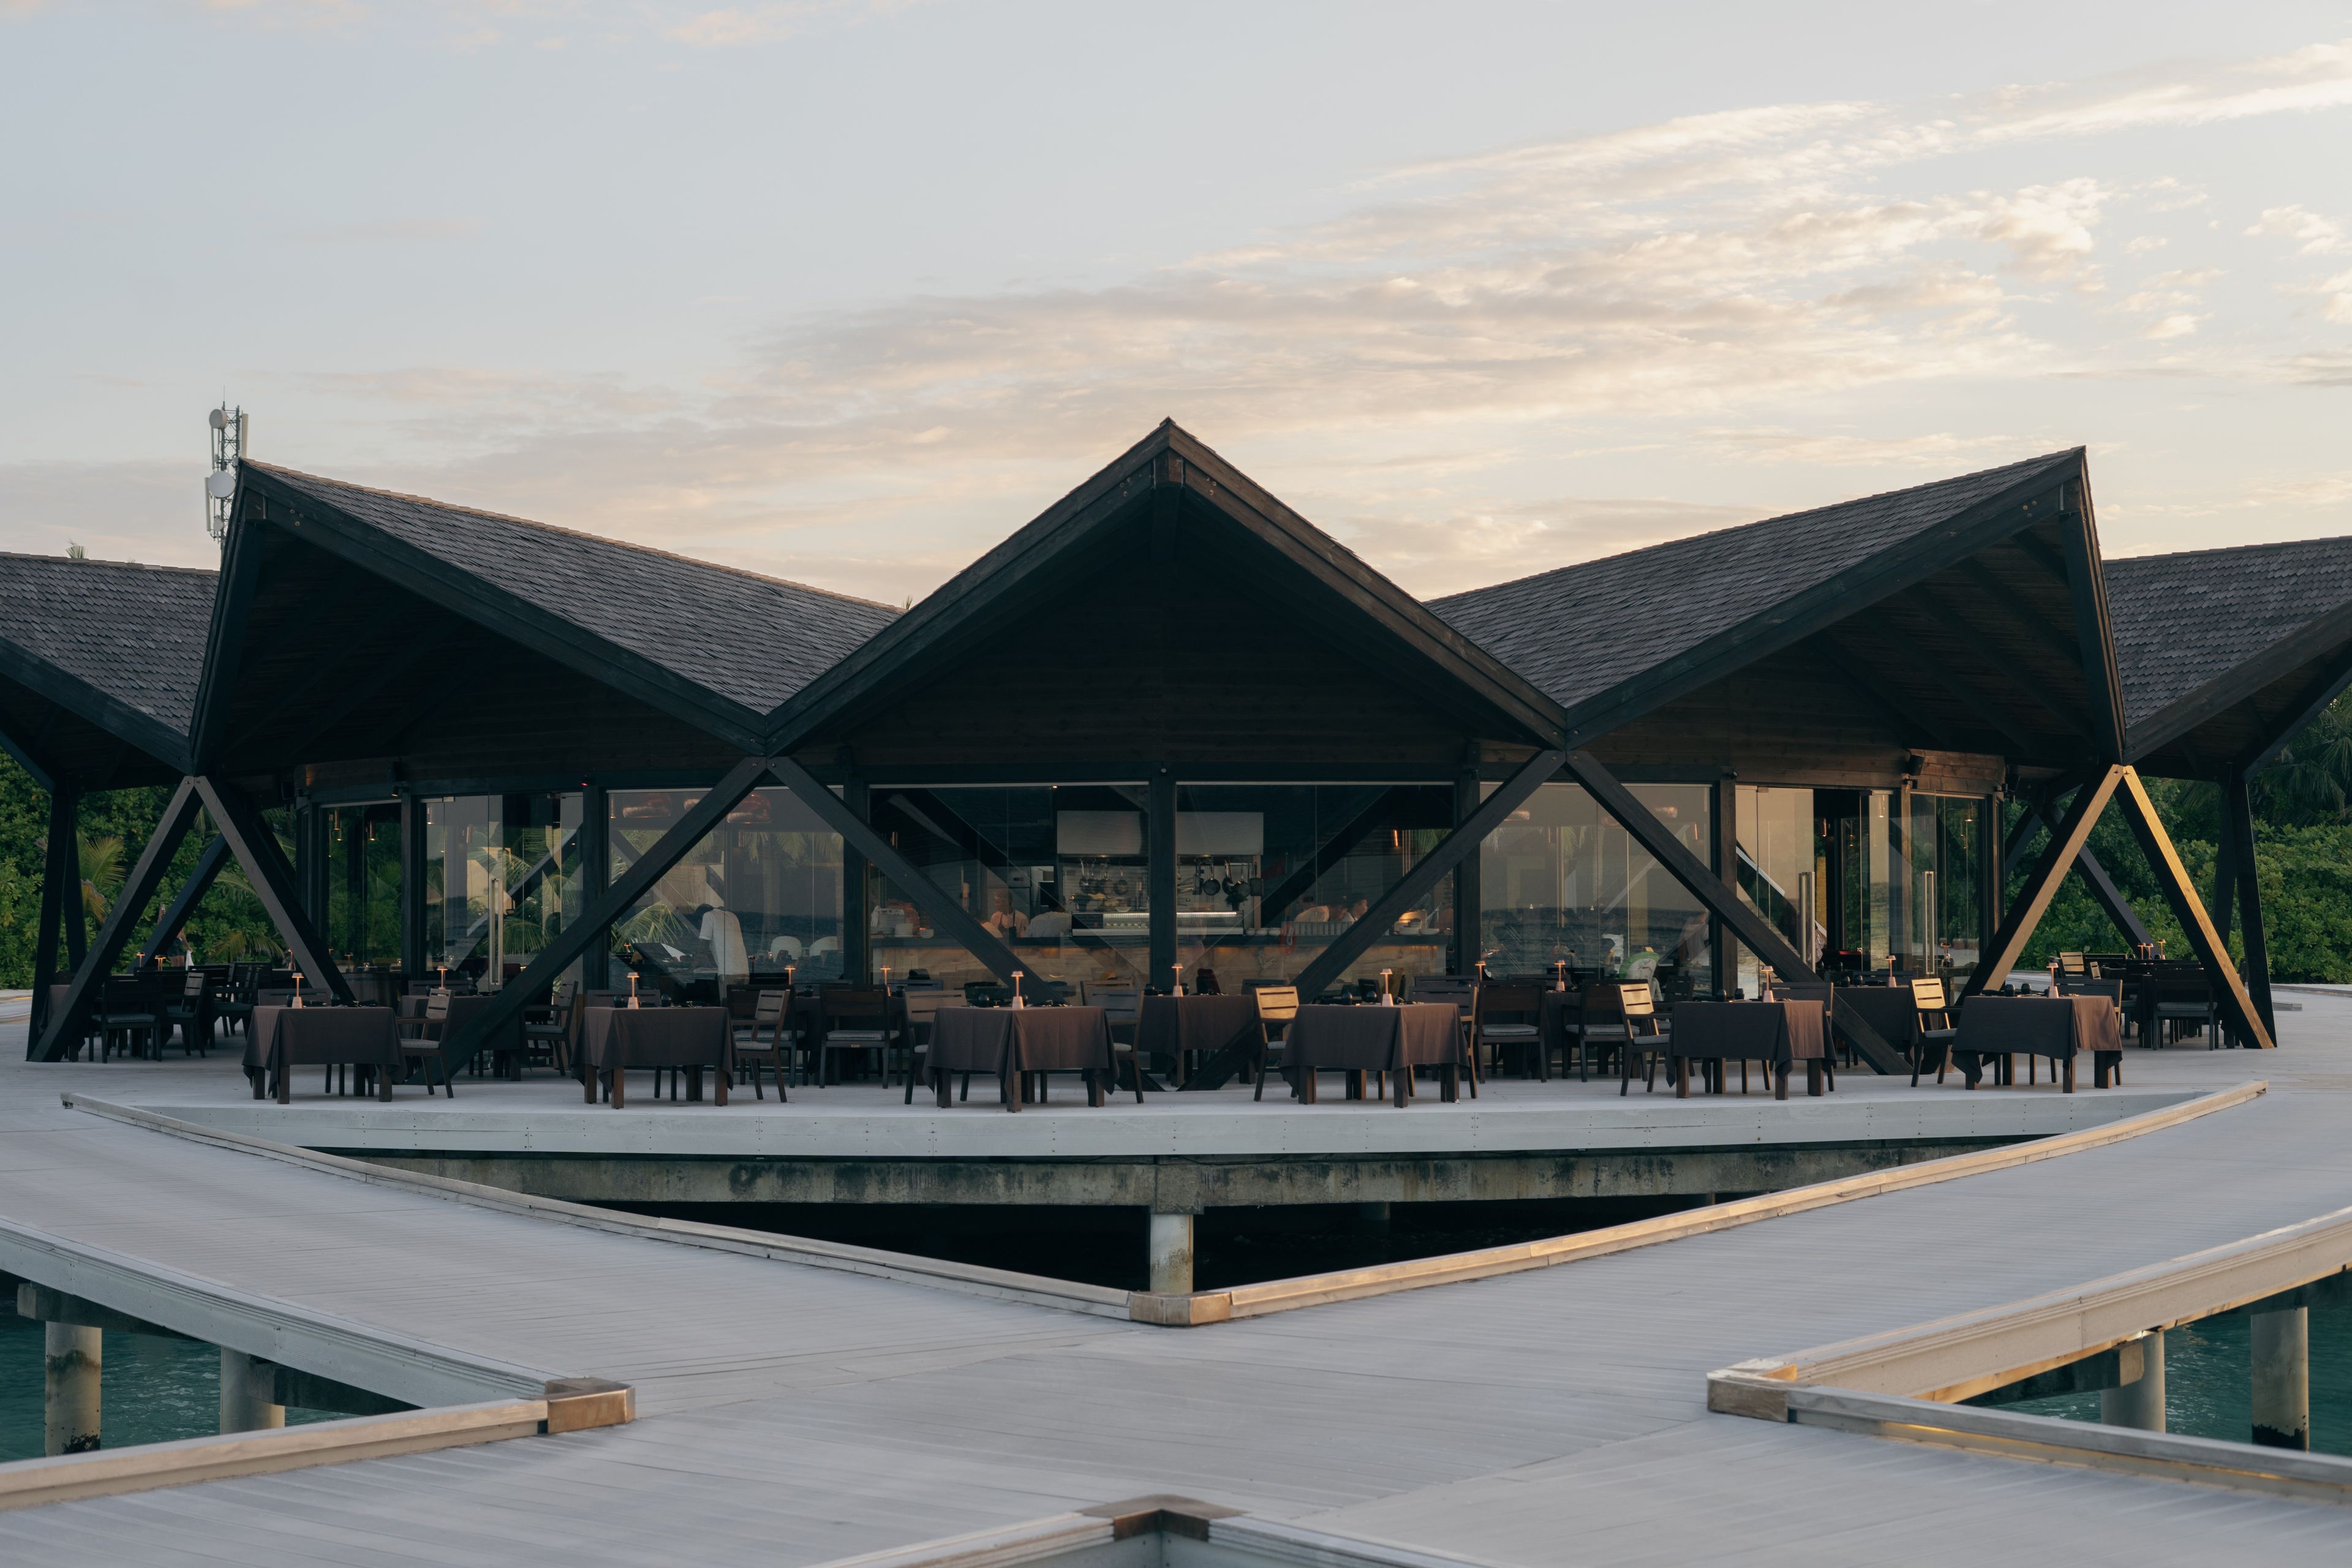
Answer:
[2245, 641, 2352, 775]
[1284, 750, 1566, 1006]
[1148, 769, 1177, 993]
[270, 625, 452, 768]
[2010, 796, 2155, 951]
[193, 778, 354, 1006]
[399, 788, 427, 981]
[2115, 767, 2272, 1049]
[767, 756, 1036, 991]
[2059, 492, 2129, 761]
[442, 755, 774, 1073]
[1898, 583, 2093, 741]
[1808, 633, 1954, 750]
[136, 835, 232, 967]
[1452, 767, 1482, 978]
[1970, 766, 2122, 994]
[2225, 767, 2275, 1039]
[579, 783, 609, 989]
[33, 780, 202, 1061]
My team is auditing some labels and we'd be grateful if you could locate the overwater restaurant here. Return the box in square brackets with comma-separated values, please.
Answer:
[13, 420, 2341, 1069]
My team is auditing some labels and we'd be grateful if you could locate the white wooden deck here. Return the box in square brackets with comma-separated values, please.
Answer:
[2, 1010, 2351, 1563]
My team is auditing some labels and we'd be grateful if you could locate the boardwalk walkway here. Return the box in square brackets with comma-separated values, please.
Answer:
[3, 1010, 2351, 1564]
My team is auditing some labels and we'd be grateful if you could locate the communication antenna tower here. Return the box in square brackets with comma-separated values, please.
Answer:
[205, 404, 247, 544]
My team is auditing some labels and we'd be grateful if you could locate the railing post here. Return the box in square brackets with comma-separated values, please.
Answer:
[1147, 1211, 1194, 1295]
[219, 1349, 286, 1434]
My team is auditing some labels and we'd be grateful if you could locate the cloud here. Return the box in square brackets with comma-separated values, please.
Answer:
[2247, 205, 2348, 254]
[296, 217, 483, 246]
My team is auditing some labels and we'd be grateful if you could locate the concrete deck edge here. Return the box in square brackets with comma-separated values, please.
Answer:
[59, 1094, 1136, 1321]
[1185, 1082, 2264, 1322]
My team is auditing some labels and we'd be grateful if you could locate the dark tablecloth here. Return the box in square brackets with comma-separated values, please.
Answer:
[1284, 1003, 1463, 1106]
[247, 1005, 401, 1101]
[928, 1006, 1114, 1109]
[1951, 995, 2120, 1063]
[1831, 986, 1918, 1059]
[1134, 994, 1262, 1073]
[1667, 1000, 1826, 1065]
[580, 1006, 733, 1069]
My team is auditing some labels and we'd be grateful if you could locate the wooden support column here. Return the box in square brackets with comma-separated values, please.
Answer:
[28, 785, 75, 1044]
[840, 774, 870, 985]
[1711, 777, 1738, 997]
[1148, 768, 1177, 993]
[1971, 769, 2124, 995]
[2114, 766, 2273, 1049]
[61, 787, 86, 974]
[399, 790, 427, 981]
[44, 1322, 101, 1455]
[580, 783, 610, 989]
[1980, 793, 2000, 978]
[192, 778, 353, 1006]
[2101, 1331, 2165, 1432]
[219, 1349, 285, 1434]
[344, 807, 365, 960]
[1147, 1212, 1194, 1295]
[1452, 764, 1482, 978]
[2224, 767, 2275, 1039]
[34, 779, 204, 1061]
[2251, 1307, 2309, 1451]
[137, 835, 231, 967]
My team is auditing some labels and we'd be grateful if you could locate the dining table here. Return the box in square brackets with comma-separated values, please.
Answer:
[577, 1005, 733, 1108]
[1133, 993, 1263, 1086]
[1664, 1000, 1828, 1099]
[1948, 993, 2122, 1092]
[1828, 986, 1918, 1069]
[1283, 1002, 1463, 1106]
[245, 1005, 402, 1102]
[927, 1006, 1117, 1110]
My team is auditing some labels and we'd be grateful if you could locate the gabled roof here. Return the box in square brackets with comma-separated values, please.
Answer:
[1430, 450, 2089, 742]
[767, 420, 1570, 757]
[239, 463, 899, 720]
[0, 552, 213, 782]
[2108, 535, 2352, 775]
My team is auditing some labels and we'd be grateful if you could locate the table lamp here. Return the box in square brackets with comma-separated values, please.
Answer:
[627, 971, 641, 1010]
[290, 970, 305, 1008]
[1010, 970, 1025, 1010]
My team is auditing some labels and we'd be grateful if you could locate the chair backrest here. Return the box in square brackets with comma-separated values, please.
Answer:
[902, 989, 953, 1026]
[426, 992, 451, 1025]
[753, 989, 789, 1024]
[1253, 984, 1300, 1024]
[962, 980, 1010, 1007]
[183, 969, 207, 997]
[2059, 977, 2123, 1003]
[1093, 987, 1143, 1025]
[1911, 976, 1948, 1012]
[1618, 982, 1656, 1020]
[2058, 952, 2087, 976]
[824, 987, 889, 1024]
[1776, 981, 1834, 1005]
[1477, 982, 1543, 1022]
[254, 989, 295, 1007]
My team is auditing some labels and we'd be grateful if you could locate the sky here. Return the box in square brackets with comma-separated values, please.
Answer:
[2, 2, 2350, 604]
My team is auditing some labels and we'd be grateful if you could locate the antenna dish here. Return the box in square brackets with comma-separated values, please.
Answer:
[209, 408, 229, 431]
[205, 469, 237, 500]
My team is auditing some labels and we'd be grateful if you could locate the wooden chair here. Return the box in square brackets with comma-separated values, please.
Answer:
[1613, 984, 1669, 1096]
[2148, 973, 2218, 1047]
[1472, 982, 1544, 1080]
[97, 974, 165, 1061]
[519, 981, 574, 1074]
[1411, 975, 1481, 1087]
[2057, 952, 2088, 979]
[1907, 978, 1960, 1086]
[1094, 987, 1145, 1093]
[817, 987, 894, 1084]
[732, 989, 790, 1101]
[162, 968, 213, 1057]
[1249, 984, 1299, 1101]
[895, 988, 953, 1103]
[399, 992, 459, 1098]
[2059, 975, 2125, 1085]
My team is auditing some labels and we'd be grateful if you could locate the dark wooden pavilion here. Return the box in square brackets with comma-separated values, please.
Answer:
[13, 423, 2321, 1069]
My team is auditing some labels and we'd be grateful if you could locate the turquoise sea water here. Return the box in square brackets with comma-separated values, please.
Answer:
[1990, 1300, 2352, 1454]
[0, 1313, 331, 1462]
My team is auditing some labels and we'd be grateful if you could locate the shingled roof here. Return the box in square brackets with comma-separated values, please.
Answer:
[245, 463, 900, 716]
[2108, 537, 2352, 734]
[1429, 450, 2084, 729]
[0, 552, 214, 752]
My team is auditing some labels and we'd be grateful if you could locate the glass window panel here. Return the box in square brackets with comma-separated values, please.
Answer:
[608, 786, 844, 998]
[420, 793, 582, 992]
[1481, 782, 1711, 998]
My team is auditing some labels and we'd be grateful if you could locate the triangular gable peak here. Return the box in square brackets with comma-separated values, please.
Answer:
[198, 463, 899, 790]
[769, 421, 1569, 774]
[1434, 450, 2116, 791]
[2109, 535, 2352, 780]
[0, 553, 213, 788]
